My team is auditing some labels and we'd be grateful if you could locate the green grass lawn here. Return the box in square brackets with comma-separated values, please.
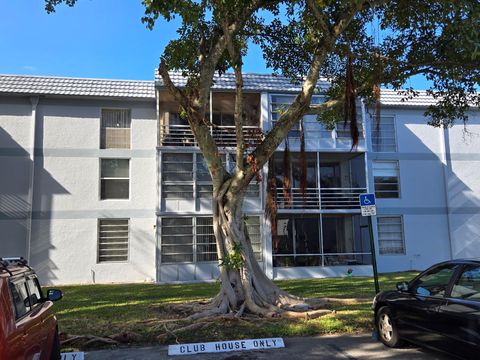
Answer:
[46, 272, 416, 349]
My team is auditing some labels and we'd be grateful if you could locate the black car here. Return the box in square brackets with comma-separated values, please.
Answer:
[373, 259, 480, 359]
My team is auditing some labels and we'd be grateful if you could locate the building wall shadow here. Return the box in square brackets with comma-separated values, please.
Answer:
[0, 115, 69, 283]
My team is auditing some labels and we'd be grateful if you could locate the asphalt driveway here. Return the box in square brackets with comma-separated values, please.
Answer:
[85, 334, 451, 359]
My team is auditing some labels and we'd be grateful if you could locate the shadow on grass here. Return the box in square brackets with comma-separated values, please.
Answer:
[46, 272, 417, 348]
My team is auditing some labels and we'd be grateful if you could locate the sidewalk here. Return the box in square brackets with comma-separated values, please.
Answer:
[85, 334, 450, 360]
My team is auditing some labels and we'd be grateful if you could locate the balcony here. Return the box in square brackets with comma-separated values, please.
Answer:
[273, 151, 367, 211]
[159, 124, 263, 148]
[276, 187, 367, 210]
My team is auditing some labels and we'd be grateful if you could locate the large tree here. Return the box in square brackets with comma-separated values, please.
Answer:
[47, 0, 480, 318]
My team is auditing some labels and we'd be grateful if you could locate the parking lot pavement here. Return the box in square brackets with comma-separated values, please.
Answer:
[85, 334, 451, 360]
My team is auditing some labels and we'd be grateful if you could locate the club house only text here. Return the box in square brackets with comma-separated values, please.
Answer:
[168, 338, 285, 355]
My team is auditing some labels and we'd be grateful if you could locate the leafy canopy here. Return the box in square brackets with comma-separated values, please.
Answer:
[46, 0, 479, 127]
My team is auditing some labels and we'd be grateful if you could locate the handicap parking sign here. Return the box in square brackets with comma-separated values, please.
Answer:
[359, 193, 376, 216]
[359, 193, 376, 206]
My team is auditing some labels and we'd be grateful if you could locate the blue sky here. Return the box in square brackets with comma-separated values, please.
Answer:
[0, 0, 267, 80]
[0, 0, 429, 88]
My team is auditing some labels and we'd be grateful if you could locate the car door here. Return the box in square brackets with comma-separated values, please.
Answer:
[395, 264, 459, 347]
[25, 274, 53, 360]
[5, 280, 26, 360]
[8, 276, 38, 360]
[437, 265, 480, 359]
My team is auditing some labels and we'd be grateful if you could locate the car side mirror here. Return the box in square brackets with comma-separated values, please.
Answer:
[396, 281, 409, 292]
[47, 289, 63, 302]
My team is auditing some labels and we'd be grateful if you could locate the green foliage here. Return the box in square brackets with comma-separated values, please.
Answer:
[219, 241, 244, 270]
[45, 0, 479, 128]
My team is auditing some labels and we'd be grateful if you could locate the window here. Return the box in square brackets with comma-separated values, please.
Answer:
[451, 266, 480, 302]
[9, 280, 30, 319]
[161, 217, 194, 263]
[26, 276, 42, 307]
[377, 216, 405, 255]
[270, 95, 324, 139]
[98, 219, 129, 262]
[162, 153, 193, 200]
[335, 120, 364, 139]
[100, 159, 129, 199]
[274, 214, 371, 267]
[372, 116, 396, 152]
[101, 109, 131, 149]
[196, 217, 217, 262]
[373, 161, 400, 198]
[246, 216, 263, 261]
[410, 265, 458, 298]
[161, 216, 262, 263]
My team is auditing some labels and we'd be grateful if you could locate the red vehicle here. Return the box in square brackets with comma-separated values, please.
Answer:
[0, 257, 62, 360]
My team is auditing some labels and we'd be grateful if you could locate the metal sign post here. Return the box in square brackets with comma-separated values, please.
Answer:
[359, 193, 380, 294]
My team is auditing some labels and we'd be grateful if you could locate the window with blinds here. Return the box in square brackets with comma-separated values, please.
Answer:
[101, 109, 131, 149]
[373, 161, 400, 198]
[270, 95, 324, 138]
[161, 216, 262, 263]
[161, 217, 194, 263]
[371, 116, 396, 152]
[377, 216, 405, 255]
[98, 219, 129, 262]
[246, 216, 263, 261]
[162, 153, 194, 200]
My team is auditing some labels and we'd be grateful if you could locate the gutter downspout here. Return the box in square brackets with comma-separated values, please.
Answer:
[440, 126, 455, 260]
[27, 96, 39, 263]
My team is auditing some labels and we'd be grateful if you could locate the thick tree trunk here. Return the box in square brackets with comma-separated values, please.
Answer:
[186, 182, 311, 320]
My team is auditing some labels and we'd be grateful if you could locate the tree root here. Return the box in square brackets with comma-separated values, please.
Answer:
[60, 333, 118, 347]
[281, 309, 332, 320]
[157, 319, 215, 342]
[163, 295, 345, 322]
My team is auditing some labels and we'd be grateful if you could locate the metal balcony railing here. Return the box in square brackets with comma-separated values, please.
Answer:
[276, 187, 367, 210]
[159, 124, 263, 148]
[277, 188, 320, 209]
[320, 188, 367, 209]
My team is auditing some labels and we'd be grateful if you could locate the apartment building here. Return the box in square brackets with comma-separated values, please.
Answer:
[1, 73, 479, 285]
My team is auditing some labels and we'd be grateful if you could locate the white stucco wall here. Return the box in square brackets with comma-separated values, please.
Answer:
[368, 107, 452, 272]
[1, 96, 158, 285]
[443, 113, 480, 259]
[0, 96, 34, 258]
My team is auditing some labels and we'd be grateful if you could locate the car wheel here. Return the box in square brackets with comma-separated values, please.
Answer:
[376, 306, 403, 348]
[50, 328, 61, 360]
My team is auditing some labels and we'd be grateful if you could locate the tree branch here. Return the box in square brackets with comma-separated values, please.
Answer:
[183, 1, 272, 186]
[305, 0, 332, 38]
[223, 24, 245, 172]
[231, 0, 366, 190]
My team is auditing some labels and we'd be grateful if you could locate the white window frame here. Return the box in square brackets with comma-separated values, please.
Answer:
[373, 160, 401, 199]
[269, 94, 328, 136]
[97, 218, 130, 263]
[161, 152, 194, 200]
[371, 115, 397, 152]
[99, 158, 130, 200]
[100, 108, 132, 149]
[377, 216, 405, 255]
[160, 217, 194, 263]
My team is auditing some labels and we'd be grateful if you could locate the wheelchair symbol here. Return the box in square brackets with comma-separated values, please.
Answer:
[363, 197, 372, 205]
